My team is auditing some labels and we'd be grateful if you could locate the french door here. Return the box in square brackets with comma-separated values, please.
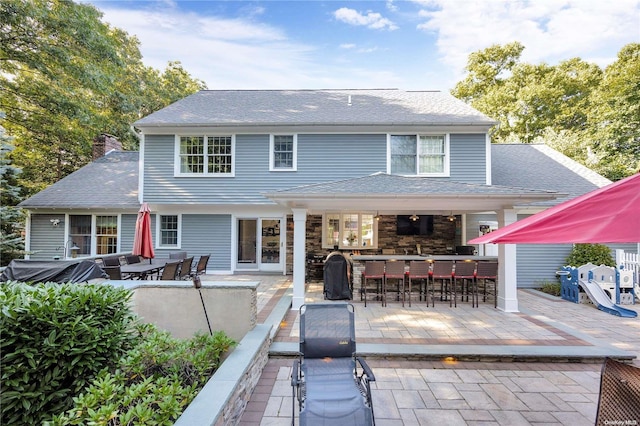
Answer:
[236, 218, 283, 271]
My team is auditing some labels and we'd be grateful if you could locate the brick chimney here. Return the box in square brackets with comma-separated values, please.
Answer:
[93, 133, 123, 160]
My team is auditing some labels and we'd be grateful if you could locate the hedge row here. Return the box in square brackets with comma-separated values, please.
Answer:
[1, 282, 236, 425]
[1, 282, 140, 425]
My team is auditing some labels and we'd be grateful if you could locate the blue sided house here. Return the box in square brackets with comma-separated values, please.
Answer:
[18, 89, 635, 311]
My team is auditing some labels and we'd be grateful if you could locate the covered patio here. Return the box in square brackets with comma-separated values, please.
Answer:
[265, 173, 561, 312]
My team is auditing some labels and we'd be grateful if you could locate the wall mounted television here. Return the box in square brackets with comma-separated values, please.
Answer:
[396, 215, 434, 236]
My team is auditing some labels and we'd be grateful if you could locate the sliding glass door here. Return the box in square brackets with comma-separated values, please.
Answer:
[236, 218, 283, 271]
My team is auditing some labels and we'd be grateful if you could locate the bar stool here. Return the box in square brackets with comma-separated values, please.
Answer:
[384, 260, 406, 307]
[407, 260, 430, 307]
[453, 261, 477, 307]
[362, 261, 385, 307]
[431, 260, 454, 307]
[476, 262, 498, 308]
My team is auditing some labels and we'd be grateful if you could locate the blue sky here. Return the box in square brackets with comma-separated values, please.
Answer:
[84, 0, 640, 91]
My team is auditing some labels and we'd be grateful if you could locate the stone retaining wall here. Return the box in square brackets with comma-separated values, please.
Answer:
[174, 324, 272, 426]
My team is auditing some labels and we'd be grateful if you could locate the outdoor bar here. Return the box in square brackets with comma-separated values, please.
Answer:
[350, 254, 498, 300]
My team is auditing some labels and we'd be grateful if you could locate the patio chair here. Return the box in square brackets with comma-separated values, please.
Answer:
[192, 254, 210, 277]
[102, 256, 121, 267]
[431, 260, 454, 307]
[103, 266, 124, 280]
[384, 260, 406, 306]
[179, 257, 194, 280]
[291, 303, 376, 426]
[476, 261, 498, 308]
[407, 260, 431, 307]
[159, 261, 181, 280]
[361, 261, 384, 307]
[169, 251, 187, 260]
[453, 261, 477, 307]
[595, 357, 640, 426]
[125, 254, 141, 264]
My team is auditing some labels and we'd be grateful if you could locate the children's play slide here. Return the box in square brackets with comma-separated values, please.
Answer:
[578, 280, 638, 318]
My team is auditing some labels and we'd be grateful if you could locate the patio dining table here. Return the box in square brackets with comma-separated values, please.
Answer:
[120, 258, 171, 280]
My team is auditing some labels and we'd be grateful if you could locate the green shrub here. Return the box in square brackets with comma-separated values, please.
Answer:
[52, 326, 236, 425]
[564, 243, 615, 267]
[537, 280, 561, 296]
[1, 282, 140, 426]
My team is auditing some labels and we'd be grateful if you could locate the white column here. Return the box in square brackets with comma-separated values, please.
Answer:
[291, 208, 307, 310]
[497, 209, 518, 312]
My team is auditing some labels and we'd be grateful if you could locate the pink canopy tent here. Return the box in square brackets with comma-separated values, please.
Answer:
[469, 172, 640, 245]
[132, 203, 155, 260]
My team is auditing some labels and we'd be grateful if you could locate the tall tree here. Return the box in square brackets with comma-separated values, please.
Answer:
[0, 0, 205, 196]
[452, 42, 602, 144]
[0, 120, 25, 265]
[586, 43, 640, 180]
[452, 42, 639, 180]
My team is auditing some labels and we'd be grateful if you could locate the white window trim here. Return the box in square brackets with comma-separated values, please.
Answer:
[386, 133, 450, 177]
[174, 134, 236, 177]
[156, 213, 182, 249]
[65, 213, 121, 258]
[322, 212, 378, 250]
[269, 134, 297, 171]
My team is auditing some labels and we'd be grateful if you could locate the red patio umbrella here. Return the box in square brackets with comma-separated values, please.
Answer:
[132, 203, 155, 260]
[469, 172, 640, 244]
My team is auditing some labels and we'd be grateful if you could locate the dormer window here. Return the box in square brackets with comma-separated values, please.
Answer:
[176, 135, 235, 176]
[389, 134, 449, 176]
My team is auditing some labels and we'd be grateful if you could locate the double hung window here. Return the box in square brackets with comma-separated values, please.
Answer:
[177, 135, 234, 176]
[159, 215, 180, 248]
[389, 134, 449, 176]
[270, 135, 297, 171]
[95, 215, 118, 255]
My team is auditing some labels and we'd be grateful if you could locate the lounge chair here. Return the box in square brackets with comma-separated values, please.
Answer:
[291, 303, 376, 425]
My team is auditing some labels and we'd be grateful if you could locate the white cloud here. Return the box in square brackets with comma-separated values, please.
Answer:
[416, 0, 640, 79]
[83, 0, 636, 92]
[97, 6, 322, 88]
[91, 3, 410, 89]
[333, 7, 399, 30]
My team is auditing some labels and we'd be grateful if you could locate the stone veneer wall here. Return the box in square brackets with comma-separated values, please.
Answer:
[173, 324, 272, 426]
[216, 330, 270, 425]
[305, 214, 459, 256]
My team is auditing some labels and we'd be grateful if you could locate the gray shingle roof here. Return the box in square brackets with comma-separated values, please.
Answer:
[19, 151, 139, 209]
[266, 172, 556, 198]
[492, 144, 611, 206]
[18, 144, 610, 211]
[134, 89, 497, 127]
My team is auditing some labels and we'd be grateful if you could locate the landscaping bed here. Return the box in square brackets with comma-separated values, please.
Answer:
[1, 282, 235, 425]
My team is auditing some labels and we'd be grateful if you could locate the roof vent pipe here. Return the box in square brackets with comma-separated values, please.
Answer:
[348, 95, 352, 106]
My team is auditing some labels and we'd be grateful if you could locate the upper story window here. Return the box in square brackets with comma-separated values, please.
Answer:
[176, 135, 234, 176]
[389, 134, 449, 176]
[270, 134, 297, 171]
